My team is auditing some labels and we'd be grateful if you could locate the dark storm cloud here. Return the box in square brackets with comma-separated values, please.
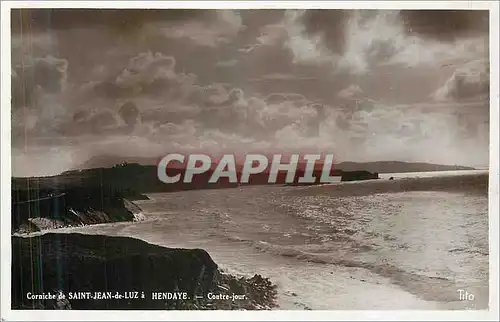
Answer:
[289, 9, 489, 75]
[11, 56, 68, 109]
[297, 10, 488, 57]
[237, 10, 286, 42]
[11, 9, 209, 34]
[240, 10, 285, 28]
[299, 9, 352, 55]
[399, 10, 489, 40]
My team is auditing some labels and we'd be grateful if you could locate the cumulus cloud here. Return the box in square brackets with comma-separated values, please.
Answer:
[249, 73, 316, 82]
[433, 59, 489, 101]
[284, 11, 333, 66]
[257, 94, 318, 132]
[86, 52, 322, 138]
[152, 10, 245, 47]
[236, 21, 289, 54]
[116, 52, 175, 86]
[338, 84, 364, 99]
[10, 9, 490, 176]
[80, 52, 201, 130]
[298, 101, 489, 165]
[12, 50, 324, 161]
[101, 51, 199, 100]
[283, 10, 489, 75]
[14, 48, 489, 173]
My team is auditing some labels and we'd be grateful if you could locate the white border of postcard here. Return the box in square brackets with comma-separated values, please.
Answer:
[1, 1, 499, 321]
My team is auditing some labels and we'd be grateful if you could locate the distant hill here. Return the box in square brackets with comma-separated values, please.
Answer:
[75, 155, 158, 169]
[74, 155, 475, 174]
[335, 161, 475, 173]
[74, 155, 218, 171]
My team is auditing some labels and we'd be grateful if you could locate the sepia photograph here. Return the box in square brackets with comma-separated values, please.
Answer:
[1, 1, 498, 320]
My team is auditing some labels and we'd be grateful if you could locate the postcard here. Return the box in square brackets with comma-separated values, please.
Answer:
[1, 1, 498, 321]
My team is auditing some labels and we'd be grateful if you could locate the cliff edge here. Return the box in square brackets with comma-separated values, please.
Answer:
[12, 233, 278, 310]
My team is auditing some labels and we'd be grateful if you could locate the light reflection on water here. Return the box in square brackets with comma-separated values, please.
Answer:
[64, 171, 489, 310]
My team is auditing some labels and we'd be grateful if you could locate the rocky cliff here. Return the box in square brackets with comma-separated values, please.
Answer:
[12, 233, 278, 310]
[12, 185, 144, 234]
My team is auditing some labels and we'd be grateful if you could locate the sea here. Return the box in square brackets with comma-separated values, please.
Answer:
[50, 170, 490, 310]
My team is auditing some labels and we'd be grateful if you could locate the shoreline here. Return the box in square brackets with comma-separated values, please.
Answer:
[12, 232, 279, 310]
[20, 218, 487, 311]
[10, 179, 282, 310]
[10, 172, 489, 310]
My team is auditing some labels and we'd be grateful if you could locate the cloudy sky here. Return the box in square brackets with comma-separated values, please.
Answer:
[11, 9, 490, 176]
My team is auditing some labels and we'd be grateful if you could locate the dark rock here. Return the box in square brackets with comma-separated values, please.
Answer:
[11, 185, 144, 233]
[341, 170, 379, 182]
[12, 233, 278, 310]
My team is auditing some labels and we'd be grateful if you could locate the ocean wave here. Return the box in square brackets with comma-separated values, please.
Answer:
[218, 235, 254, 244]
[250, 240, 462, 302]
[448, 247, 489, 256]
